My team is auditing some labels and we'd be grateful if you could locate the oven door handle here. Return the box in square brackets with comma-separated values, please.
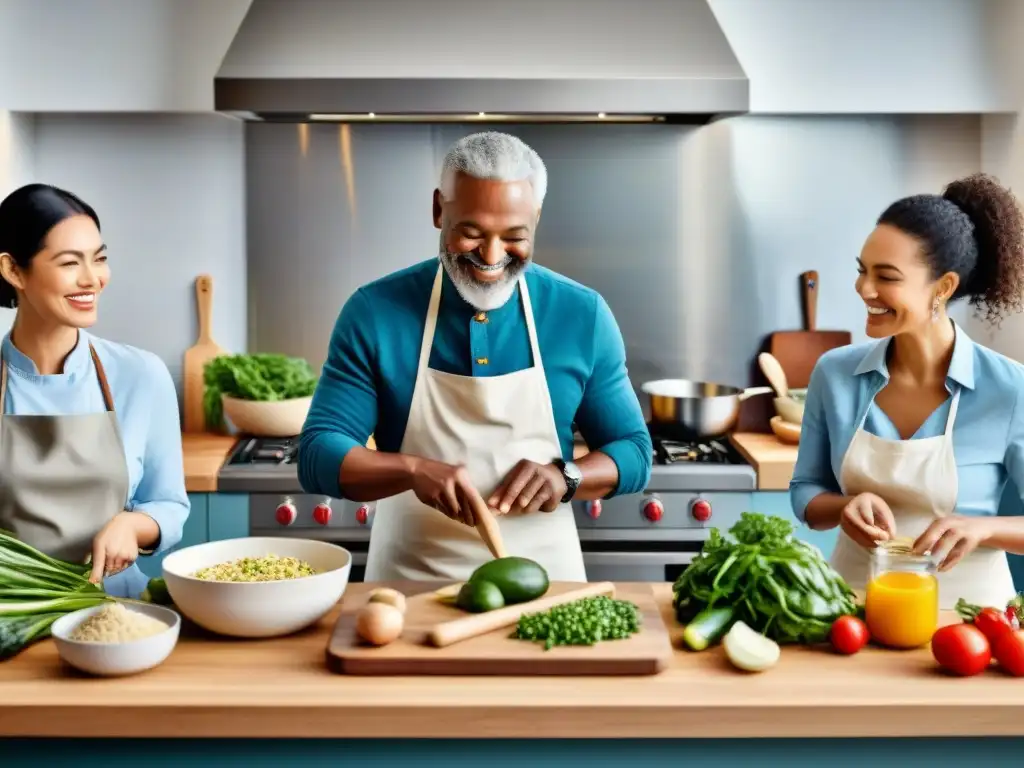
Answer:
[581, 552, 695, 567]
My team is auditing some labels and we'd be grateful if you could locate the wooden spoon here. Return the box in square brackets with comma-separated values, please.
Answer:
[758, 352, 790, 398]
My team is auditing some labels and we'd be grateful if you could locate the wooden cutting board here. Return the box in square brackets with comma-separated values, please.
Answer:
[326, 581, 674, 676]
[182, 274, 227, 433]
[769, 270, 852, 389]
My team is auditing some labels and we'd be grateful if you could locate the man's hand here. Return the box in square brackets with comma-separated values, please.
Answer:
[410, 458, 489, 527]
[840, 492, 897, 549]
[488, 460, 567, 515]
[89, 512, 146, 583]
[913, 515, 996, 572]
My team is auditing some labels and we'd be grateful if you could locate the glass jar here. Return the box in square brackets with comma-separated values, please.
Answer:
[864, 539, 939, 649]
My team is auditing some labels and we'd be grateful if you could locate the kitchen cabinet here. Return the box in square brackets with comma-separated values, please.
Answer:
[207, 493, 250, 541]
[137, 493, 209, 579]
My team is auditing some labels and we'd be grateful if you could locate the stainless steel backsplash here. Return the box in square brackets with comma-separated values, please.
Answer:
[245, 116, 980, 396]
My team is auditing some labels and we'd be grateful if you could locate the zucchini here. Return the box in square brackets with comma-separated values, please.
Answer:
[468, 557, 549, 605]
[681, 605, 736, 651]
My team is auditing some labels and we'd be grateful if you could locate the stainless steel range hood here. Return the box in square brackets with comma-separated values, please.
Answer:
[215, 0, 749, 122]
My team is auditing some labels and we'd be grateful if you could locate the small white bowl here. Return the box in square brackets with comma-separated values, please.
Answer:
[161, 537, 352, 638]
[51, 602, 181, 677]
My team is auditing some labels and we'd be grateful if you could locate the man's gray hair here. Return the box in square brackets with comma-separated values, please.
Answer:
[438, 132, 547, 208]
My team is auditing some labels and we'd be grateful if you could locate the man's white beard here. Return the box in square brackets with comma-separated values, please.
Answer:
[438, 246, 525, 312]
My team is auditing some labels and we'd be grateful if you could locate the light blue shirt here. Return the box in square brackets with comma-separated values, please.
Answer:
[1, 330, 189, 598]
[790, 322, 1024, 524]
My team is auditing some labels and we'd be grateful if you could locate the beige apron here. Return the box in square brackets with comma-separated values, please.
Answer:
[365, 266, 587, 582]
[0, 344, 130, 567]
[832, 385, 1016, 610]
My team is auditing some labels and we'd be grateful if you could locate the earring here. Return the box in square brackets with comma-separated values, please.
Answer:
[932, 298, 941, 322]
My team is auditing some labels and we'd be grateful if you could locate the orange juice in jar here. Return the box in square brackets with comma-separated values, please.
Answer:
[864, 540, 939, 649]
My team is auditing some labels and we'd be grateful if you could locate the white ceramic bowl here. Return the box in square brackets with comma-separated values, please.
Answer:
[161, 537, 352, 638]
[222, 395, 312, 437]
[51, 602, 181, 677]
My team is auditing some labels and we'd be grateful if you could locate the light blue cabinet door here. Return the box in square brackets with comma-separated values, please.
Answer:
[208, 493, 250, 542]
[750, 491, 840, 559]
[136, 493, 209, 578]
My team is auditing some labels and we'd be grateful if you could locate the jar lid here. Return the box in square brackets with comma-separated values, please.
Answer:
[873, 536, 934, 565]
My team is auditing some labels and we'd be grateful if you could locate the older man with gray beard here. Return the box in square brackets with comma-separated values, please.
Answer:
[299, 131, 651, 582]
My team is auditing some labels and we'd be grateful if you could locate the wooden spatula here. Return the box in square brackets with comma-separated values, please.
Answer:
[182, 274, 227, 433]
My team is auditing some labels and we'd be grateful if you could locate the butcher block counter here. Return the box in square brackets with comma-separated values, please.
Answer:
[730, 432, 799, 491]
[181, 433, 236, 492]
[1, 583, 1024, 744]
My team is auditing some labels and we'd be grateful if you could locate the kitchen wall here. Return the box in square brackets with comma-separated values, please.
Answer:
[0, 111, 35, 334]
[29, 113, 247, 391]
[245, 115, 980, 395]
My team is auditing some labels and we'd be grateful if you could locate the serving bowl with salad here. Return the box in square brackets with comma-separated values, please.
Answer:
[161, 537, 352, 638]
[203, 353, 318, 437]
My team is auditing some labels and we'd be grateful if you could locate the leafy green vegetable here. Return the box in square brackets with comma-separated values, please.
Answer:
[203, 353, 318, 430]
[672, 512, 858, 646]
[0, 530, 112, 659]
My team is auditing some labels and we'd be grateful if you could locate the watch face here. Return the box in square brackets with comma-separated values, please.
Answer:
[565, 461, 583, 484]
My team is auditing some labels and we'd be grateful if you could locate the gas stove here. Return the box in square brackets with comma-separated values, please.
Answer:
[218, 432, 758, 585]
[217, 434, 755, 493]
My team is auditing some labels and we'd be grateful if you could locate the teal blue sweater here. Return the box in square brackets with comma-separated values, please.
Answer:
[298, 258, 652, 499]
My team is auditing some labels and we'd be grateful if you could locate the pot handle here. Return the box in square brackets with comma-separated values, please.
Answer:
[738, 386, 773, 402]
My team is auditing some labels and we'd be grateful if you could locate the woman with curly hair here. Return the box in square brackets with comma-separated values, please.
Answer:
[790, 173, 1024, 608]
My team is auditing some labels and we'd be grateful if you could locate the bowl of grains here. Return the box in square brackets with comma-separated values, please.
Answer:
[161, 537, 352, 638]
[51, 602, 181, 676]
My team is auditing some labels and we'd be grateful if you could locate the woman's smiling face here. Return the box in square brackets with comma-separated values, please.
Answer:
[855, 223, 958, 338]
[0, 214, 109, 329]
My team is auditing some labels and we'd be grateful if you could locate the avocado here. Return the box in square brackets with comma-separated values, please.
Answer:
[468, 556, 549, 605]
[456, 579, 506, 613]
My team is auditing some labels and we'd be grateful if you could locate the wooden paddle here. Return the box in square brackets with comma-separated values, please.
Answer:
[182, 274, 227, 433]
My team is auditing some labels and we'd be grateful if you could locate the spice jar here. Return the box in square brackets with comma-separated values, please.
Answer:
[864, 538, 939, 649]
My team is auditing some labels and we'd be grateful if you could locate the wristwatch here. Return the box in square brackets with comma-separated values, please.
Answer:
[553, 459, 583, 503]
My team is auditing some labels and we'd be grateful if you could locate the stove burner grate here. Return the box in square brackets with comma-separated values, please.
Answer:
[653, 438, 734, 465]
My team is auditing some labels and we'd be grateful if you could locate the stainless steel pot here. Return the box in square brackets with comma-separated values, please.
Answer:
[641, 379, 773, 438]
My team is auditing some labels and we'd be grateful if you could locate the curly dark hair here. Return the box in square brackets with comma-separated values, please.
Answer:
[877, 173, 1024, 326]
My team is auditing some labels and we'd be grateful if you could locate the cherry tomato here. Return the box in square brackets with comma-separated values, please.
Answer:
[1005, 606, 1020, 630]
[830, 615, 869, 655]
[974, 607, 1014, 643]
[992, 630, 1024, 677]
[931, 624, 991, 677]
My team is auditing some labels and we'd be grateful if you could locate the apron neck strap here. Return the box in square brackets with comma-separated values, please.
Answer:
[943, 384, 962, 436]
[0, 343, 115, 415]
[418, 265, 540, 374]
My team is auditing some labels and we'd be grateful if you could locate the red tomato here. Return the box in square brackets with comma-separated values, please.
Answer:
[992, 630, 1024, 677]
[931, 624, 991, 676]
[974, 607, 1014, 643]
[830, 615, 869, 655]
[1005, 606, 1020, 630]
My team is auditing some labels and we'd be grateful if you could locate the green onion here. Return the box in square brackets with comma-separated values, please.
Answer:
[0, 530, 113, 659]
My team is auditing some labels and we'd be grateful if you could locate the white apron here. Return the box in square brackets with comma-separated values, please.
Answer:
[831, 385, 1016, 610]
[364, 266, 587, 582]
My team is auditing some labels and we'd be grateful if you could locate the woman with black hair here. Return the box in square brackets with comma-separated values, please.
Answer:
[790, 173, 1024, 609]
[0, 183, 188, 598]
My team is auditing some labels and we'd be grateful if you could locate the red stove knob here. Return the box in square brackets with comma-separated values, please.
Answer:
[355, 505, 370, 525]
[275, 498, 297, 526]
[691, 499, 712, 522]
[587, 500, 602, 519]
[643, 498, 664, 523]
[312, 500, 332, 526]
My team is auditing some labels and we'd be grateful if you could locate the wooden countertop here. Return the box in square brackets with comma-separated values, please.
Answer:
[181, 433, 236, 492]
[1, 582, 1022, 739]
[730, 432, 799, 491]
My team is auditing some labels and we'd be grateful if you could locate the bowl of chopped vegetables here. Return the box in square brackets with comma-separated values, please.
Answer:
[51, 602, 181, 677]
[161, 537, 352, 638]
